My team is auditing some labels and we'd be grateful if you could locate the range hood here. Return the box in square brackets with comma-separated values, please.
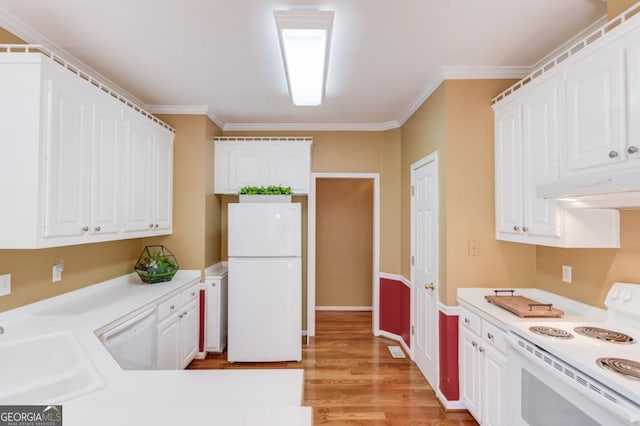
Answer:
[537, 170, 640, 209]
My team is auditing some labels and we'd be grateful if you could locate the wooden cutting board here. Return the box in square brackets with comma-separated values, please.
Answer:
[484, 295, 564, 318]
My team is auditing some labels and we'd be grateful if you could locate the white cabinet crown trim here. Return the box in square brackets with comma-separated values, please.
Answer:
[492, 2, 640, 105]
[0, 44, 174, 133]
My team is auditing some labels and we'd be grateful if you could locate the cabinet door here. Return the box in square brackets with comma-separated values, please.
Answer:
[482, 344, 507, 426]
[521, 77, 561, 239]
[43, 71, 91, 239]
[268, 143, 310, 193]
[153, 131, 173, 232]
[625, 28, 640, 162]
[90, 96, 122, 236]
[180, 300, 199, 369]
[157, 315, 180, 370]
[123, 114, 154, 233]
[459, 327, 482, 422]
[565, 44, 626, 172]
[494, 102, 523, 237]
[228, 147, 268, 192]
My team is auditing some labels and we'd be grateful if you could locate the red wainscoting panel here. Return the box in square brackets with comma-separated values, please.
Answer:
[379, 277, 411, 347]
[438, 311, 459, 400]
[199, 288, 206, 353]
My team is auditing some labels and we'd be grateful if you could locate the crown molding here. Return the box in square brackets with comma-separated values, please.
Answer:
[396, 65, 533, 126]
[222, 120, 400, 132]
[146, 105, 226, 130]
[0, 7, 147, 109]
[396, 72, 444, 127]
[440, 65, 532, 80]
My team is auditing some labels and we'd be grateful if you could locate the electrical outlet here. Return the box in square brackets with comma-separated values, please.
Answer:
[562, 265, 572, 283]
[0, 273, 11, 296]
[468, 240, 479, 256]
[52, 260, 64, 283]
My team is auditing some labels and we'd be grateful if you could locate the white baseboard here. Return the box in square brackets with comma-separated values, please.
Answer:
[378, 330, 410, 355]
[195, 351, 207, 360]
[436, 389, 466, 411]
[315, 306, 373, 311]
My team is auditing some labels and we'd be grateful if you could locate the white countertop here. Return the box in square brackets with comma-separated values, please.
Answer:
[0, 270, 310, 426]
[457, 287, 607, 330]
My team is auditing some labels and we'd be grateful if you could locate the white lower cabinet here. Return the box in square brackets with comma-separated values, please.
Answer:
[157, 284, 199, 370]
[459, 307, 507, 426]
[203, 274, 228, 353]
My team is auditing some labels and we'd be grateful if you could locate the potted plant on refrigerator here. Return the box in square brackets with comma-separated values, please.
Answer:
[238, 185, 292, 203]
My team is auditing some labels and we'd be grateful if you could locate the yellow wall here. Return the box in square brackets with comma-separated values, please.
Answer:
[0, 27, 24, 44]
[608, 0, 640, 19]
[536, 211, 640, 307]
[316, 178, 374, 307]
[401, 80, 537, 306]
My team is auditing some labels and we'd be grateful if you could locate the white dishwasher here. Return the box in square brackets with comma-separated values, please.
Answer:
[99, 307, 158, 370]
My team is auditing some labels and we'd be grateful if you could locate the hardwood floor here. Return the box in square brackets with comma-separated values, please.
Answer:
[188, 311, 478, 425]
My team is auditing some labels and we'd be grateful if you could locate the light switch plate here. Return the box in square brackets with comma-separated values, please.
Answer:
[0, 273, 11, 296]
[562, 265, 572, 283]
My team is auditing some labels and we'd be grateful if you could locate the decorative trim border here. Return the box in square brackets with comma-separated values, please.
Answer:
[378, 329, 411, 355]
[315, 306, 373, 311]
[379, 272, 411, 289]
[438, 302, 460, 316]
[440, 66, 531, 80]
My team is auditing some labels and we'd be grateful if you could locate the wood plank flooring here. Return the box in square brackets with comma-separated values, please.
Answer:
[188, 311, 478, 425]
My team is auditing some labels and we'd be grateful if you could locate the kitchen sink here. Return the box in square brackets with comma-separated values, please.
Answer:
[0, 331, 103, 403]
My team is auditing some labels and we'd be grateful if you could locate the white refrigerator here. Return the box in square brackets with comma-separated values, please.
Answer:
[227, 202, 302, 362]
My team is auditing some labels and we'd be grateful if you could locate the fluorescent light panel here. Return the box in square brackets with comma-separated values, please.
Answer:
[274, 10, 334, 106]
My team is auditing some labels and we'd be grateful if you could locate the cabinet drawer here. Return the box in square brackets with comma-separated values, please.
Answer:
[460, 308, 481, 335]
[182, 285, 199, 305]
[482, 320, 507, 353]
[157, 294, 181, 321]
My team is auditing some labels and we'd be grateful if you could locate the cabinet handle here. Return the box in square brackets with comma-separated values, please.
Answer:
[479, 346, 485, 353]
[513, 225, 520, 231]
[149, 224, 154, 229]
[464, 317, 470, 325]
[179, 314, 183, 319]
[170, 305, 175, 310]
[154, 224, 159, 229]
[211, 283, 216, 287]
[609, 150, 619, 159]
[628, 146, 639, 155]
[522, 226, 528, 232]
[183, 311, 188, 316]
[191, 292, 196, 296]
[487, 333, 494, 340]
[94, 226, 101, 232]
[472, 341, 477, 348]
[82, 226, 89, 232]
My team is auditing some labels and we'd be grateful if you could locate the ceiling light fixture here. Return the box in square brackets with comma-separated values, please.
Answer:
[274, 10, 334, 106]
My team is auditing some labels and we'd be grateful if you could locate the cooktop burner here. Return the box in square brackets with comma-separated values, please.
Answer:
[574, 326, 635, 344]
[529, 326, 573, 339]
[597, 358, 640, 380]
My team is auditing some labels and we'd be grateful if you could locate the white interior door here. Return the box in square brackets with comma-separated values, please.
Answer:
[412, 154, 439, 390]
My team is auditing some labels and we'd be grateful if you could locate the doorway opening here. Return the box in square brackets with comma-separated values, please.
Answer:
[307, 173, 380, 339]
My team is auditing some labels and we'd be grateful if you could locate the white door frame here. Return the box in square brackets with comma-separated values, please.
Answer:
[410, 152, 439, 366]
[307, 172, 381, 337]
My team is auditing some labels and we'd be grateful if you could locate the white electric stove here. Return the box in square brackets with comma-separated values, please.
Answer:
[507, 283, 640, 426]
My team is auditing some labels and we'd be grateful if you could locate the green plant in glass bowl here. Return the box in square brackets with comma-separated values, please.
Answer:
[135, 245, 180, 284]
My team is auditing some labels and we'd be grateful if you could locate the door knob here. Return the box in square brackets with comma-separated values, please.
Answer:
[424, 282, 435, 290]
[628, 146, 639, 155]
[609, 150, 619, 159]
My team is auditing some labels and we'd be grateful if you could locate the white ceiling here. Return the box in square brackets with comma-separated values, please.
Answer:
[0, 0, 607, 130]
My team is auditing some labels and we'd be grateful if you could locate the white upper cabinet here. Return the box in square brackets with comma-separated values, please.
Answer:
[0, 49, 174, 248]
[564, 41, 627, 173]
[214, 138, 312, 194]
[494, 75, 620, 248]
